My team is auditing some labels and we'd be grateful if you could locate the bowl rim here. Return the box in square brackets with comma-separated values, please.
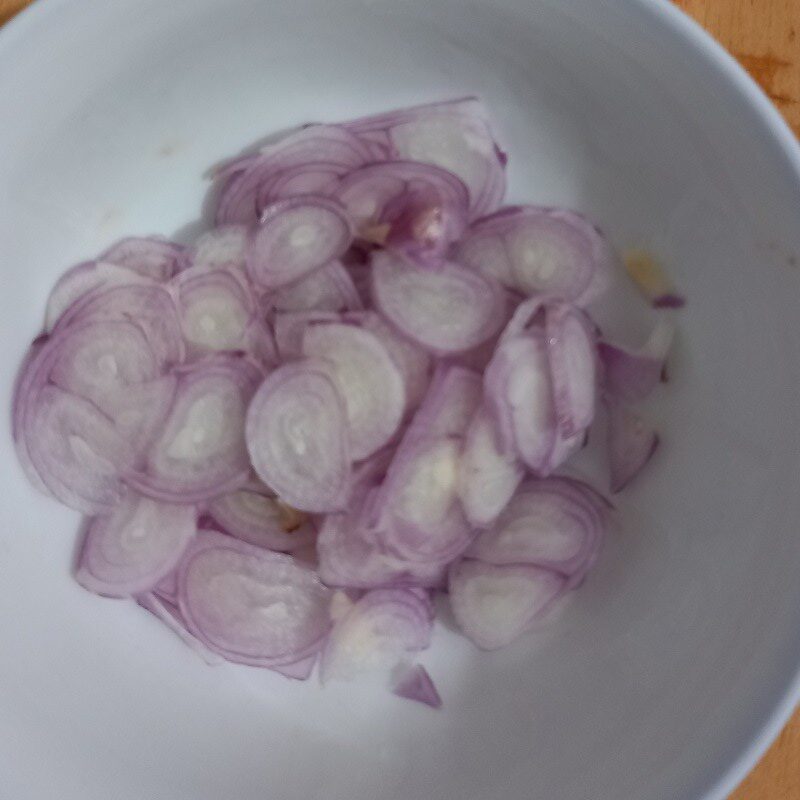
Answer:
[1, 0, 799, 798]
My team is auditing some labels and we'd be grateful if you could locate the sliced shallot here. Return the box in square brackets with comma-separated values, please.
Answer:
[607, 403, 660, 493]
[246, 195, 354, 290]
[76, 495, 196, 597]
[393, 664, 442, 709]
[371, 250, 505, 355]
[449, 560, 565, 650]
[245, 360, 351, 512]
[319, 588, 433, 682]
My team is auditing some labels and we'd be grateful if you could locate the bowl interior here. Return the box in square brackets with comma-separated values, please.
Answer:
[1, 1, 800, 799]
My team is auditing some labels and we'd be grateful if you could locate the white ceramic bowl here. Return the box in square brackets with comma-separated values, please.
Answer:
[2, 1, 800, 798]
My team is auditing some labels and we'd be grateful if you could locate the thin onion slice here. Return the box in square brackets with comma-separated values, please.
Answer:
[449, 560, 565, 650]
[245, 360, 351, 512]
[129, 355, 261, 502]
[246, 195, 354, 290]
[100, 237, 187, 281]
[457, 206, 611, 305]
[25, 386, 135, 514]
[371, 250, 505, 355]
[545, 303, 598, 437]
[177, 535, 331, 667]
[174, 268, 255, 354]
[302, 322, 405, 460]
[190, 225, 249, 272]
[268, 260, 363, 313]
[467, 477, 607, 582]
[215, 125, 370, 225]
[76, 495, 196, 597]
[45, 261, 155, 331]
[319, 588, 433, 683]
[344, 97, 506, 219]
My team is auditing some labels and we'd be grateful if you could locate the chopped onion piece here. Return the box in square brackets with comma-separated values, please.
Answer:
[623, 249, 685, 309]
[393, 664, 442, 709]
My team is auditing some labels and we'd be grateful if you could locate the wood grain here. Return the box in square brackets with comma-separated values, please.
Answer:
[0, 0, 798, 797]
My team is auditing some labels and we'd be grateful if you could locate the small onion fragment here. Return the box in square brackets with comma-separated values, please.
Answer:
[392, 664, 442, 709]
[319, 588, 433, 682]
[457, 206, 611, 305]
[245, 360, 351, 512]
[598, 317, 674, 404]
[607, 403, 660, 493]
[76, 495, 196, 597]
[449, 560, 565, 650]
[623, 249, 685, 309]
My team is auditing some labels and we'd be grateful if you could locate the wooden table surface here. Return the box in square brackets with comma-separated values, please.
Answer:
[1, 0, 798, 796]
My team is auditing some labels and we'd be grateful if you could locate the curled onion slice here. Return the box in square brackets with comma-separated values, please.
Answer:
[371, 250, 505, 355]
[246, 196, 354, 290]
[449, 560, 565, 650]
[76, 495, 196, 597]
[319, 588, 433, 682]
[207, 484, 316, 552]
[245, 360, 351, 512]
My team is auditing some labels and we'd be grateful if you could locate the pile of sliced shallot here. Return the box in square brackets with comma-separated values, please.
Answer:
[12, 98, 681, 708]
